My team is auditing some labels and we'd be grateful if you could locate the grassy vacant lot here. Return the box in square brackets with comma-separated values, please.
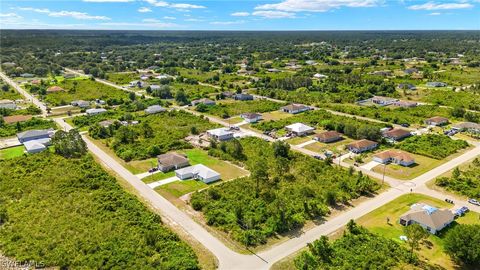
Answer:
[397, 134, 469, 160]
[261, 110, 293, 121]
[286, 136, 312, 145]
[171, 82, 218, 100]
[0, 86, 21, 100]
[200, 100, 285, 118]
[0, 146, 24, 160]
[43, 78, 129, 106]
[435, 158, 480, 199]
[0, 152, 199, 269]
[106, 72, 139, 85]
[304, 138, 354, 154]
[356, 193, 479, 270]
[372, 153, 444, 180]
[156, 180, 208, 198]
[177, 67, 216, 82]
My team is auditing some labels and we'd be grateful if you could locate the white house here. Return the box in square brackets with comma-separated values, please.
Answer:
[207, 128, 234, 141]
[175, 164, 221, 184]
[240, 113, 262, 123]
[86, 108, 107, 116]
[313, 73, 327, 79]
[0, 99, 16, 110]
[145, 105, 166, 114]
[285, 123, 315, 136]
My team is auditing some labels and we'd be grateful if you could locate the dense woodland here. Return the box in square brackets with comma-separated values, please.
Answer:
[436, 158, 480, 199]
[294, 221, 416, 270]
[0, 153, 199, 269]
[190, 137, 379, 246]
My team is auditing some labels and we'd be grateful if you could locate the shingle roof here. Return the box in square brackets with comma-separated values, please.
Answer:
[426, 116, 449, 123]
[157, 152, 189, 167]
[282, 104, 309, 111]
[241, 113, 261, 119]
[314, 131, 341, 140]
[383, 128, 411, 139]
[400, 203, 454, 231]
[347, 139, 377, 149]
[374, 150, 414, 163]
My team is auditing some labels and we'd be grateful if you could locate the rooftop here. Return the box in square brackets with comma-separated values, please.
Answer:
[347, 139, 377, 149]
[158, 152, 189, 167]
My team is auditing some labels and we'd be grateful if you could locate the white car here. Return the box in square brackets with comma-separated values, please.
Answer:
[468, 198, 480, 206]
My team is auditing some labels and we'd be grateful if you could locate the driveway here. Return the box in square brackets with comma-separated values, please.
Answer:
[147, 176, 179, 189]
[361, 160, 382, 171]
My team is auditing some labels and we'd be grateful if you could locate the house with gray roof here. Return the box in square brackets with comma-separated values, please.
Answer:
[17, 129, 53, 143]
[145, 105, 166, 114]
[399, 203, 454, 234]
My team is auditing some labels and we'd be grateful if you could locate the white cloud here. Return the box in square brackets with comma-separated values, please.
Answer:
[82, 0, 134, 2]
[142, 18, 160, 22]
[185, 18, 205, 22]
[18, 7, 110, 20]
[163, 16, 176, 19]
[144, 0, 205, 9]
[231, 12, 250, 17]
[99, 21, 178, 28]
[252, 10, 296, 18]
[138, 7, 152, 12]
[210, 20, 245, 25]
[408, 2, 473, 10]
[255, 0, 379, 12]
[428, 12, 442, 15]
[0, 13, 23, 18]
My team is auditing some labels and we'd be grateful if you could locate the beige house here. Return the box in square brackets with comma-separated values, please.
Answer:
[157, 152, 190, 172]
[399, 203, 454, 234]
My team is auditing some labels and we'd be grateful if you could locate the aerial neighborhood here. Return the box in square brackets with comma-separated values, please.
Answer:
[0, 29, 479, 270]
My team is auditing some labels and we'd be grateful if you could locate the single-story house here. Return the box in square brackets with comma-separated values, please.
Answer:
[397, 83, 417, 90]
[313, 131, 342, 143]
[17, 129, 53, 143]
[191, 98, 216, 106]
[370, 70, 392, 76]
[71, 100, 90, 108]
[23, 137, 51, 154]
[383, 128, 411, 142]
[241, 113, 262, 123]
[425, 116, 449, 126]
[372, 96, 399, 106]
[145, 105, 166, 114]
[150, 85, 161, 91]
[129, 80, 145, 88]
[86, 108, 107, 116]
[207, 128, 234, 141]
[222, 91, 234, 98]
[393, 100, 418, 108]
[426, 82, 447, 87]
[2, 115, 32, 124]
[234, 93, 254, 101]
[157, 152, 190, 172]
[452, 122, 480, 134]
[285, 123, 315, 136]
[347, 139, 378, 153]
[267, 68, 281, 73]
[281, 104, 310, 114]
[47, 86, 64, 93]
[155, 74, 172, 80]
[313, 73, 328, 79]
[373, 150, 415, 167]
[404, 68, 418, 75]
[140, 74, 152, 80]
[147, 65, 160, 71]
[175, 164, 220, 184]
[98, 120, 115, 128]
[20, 73, 34, 78]
[0, 99, 16, 110]
[305, 60, 317, 65]
[399, 203, 454, 234]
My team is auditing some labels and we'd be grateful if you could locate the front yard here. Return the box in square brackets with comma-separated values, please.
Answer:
[0, 146, 24, 160]
[355, 193, 479, 270]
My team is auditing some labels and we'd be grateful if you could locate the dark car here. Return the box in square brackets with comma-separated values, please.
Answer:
[148, 167, 158, 173]
[313, 155, 323, 160]
[400, 123, 410, 127]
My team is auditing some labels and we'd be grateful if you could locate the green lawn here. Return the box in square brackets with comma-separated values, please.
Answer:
[304, 138, 353, 154]
[156, 180, 208, 198]
[0, 146, 24, 160]
[142, 171, 176, 184]
[286, 136, 312, 145]
[225, 116, 244, 125]
[42, 77, 129, 106]
[106, 72, 139, 85]
[357, 193, 478, 270]
[371, 153, 444, 180]
[261, 110, 293, 121]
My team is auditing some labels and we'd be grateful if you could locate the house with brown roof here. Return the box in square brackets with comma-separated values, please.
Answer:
[393, 100, 418, 108]
[2, 115, 32, 124]
[47, 86, 64, 93]
[452, 122, 480, 134]
[383, 128, 411, 142]
[425, 116, 449, 126]
[241, 113, 262, 123]
[281, 104, 310, 114]
[347, 139, 378, 153]
[399, 203, 454, 234]
[373, 150, 415, 167]
[313, 131, 342, 143]
[157, 152, 190, 172]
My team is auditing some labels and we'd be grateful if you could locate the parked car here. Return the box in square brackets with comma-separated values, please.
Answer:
[445, 198, 454, 204]
[468, 198, 480, 206]
[313, 155, 323, 160]
[400, 123, 410, 127]
[148, 167, 158, 173]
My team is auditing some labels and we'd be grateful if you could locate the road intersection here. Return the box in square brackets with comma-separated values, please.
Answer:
[3, 70, 479, 270]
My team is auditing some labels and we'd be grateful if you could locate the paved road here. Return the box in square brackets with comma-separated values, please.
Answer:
[0, 71, 48, 116]
[5, 71, 480, 269]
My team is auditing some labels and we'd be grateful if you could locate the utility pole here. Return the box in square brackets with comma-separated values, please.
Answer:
[382, 162, 386, 186]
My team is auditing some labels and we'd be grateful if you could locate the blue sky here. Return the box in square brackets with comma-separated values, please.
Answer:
[1, 0, 479, 30]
